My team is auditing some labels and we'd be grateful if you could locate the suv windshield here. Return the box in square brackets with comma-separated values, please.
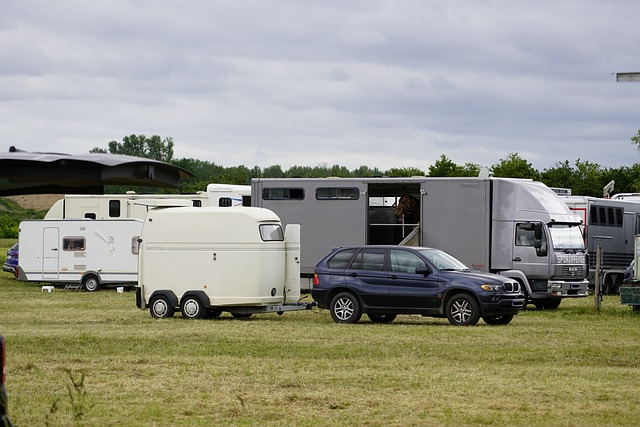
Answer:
[548, 223, 585, 250]
[416, 248, 469, 271]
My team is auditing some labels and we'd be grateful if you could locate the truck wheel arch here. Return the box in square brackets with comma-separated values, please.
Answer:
[149, 290, 178, 312]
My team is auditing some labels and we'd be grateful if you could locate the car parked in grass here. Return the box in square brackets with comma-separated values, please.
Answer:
[312, 245, 525, 326]
[2, 243, 18, 275]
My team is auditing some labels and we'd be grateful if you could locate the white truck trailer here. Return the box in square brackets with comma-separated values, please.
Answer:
[136, 206, 311, 319]
[251, 177, 590, 309]
[16, 218, 143, 291]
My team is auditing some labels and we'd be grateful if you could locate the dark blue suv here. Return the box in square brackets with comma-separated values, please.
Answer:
[312, 245, 525, 326]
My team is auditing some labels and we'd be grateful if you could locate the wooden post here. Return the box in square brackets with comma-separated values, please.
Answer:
[594, 244, 602, 311]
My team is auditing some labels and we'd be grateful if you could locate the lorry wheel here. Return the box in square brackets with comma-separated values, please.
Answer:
[180, 296, 205, 320]
[208, 308, 223, 319]
[150, 295, 175, 319]
[482, 315, 514, 325]
[533, 298, 561, 310]
[367, 313, 397, 324]
[445, 294, 480, 326]
[231, 312, 252, 319]
[82, 275, 100, 292]
[330, 292, 362, 324]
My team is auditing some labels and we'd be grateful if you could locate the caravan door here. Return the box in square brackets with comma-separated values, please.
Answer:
[42, 227, 59, 279]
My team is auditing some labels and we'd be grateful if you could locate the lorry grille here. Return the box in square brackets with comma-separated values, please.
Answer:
[503, 281, 520, 293]
[561, 265, 583, 278]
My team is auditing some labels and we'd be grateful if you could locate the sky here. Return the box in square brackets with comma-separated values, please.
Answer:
[2, 0, 640, 173]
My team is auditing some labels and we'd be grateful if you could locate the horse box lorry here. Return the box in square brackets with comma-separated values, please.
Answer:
[251, 177, 590, 309]
[17, 218, 143, 291]
[136, 206, 310, 319]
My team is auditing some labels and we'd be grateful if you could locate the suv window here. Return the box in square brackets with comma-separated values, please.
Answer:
[327, 248, 357, 269]
[390, 249, 425, 273]
[349, 248, 385, 271]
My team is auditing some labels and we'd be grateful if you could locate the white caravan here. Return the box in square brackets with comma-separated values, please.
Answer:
[44, 183, 251, 219]
[136, 206, 310, 319]
[17, 218, 143, 291]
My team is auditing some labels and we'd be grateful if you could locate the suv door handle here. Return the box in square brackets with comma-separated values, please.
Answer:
[513, 257, 521, 262]
[350, 272, 359, 277]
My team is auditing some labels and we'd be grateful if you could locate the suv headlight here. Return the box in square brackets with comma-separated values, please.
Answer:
[480, 284, 503, 292]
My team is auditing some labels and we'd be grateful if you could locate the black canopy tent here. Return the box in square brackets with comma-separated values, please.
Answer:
[0, 147, 193, 196]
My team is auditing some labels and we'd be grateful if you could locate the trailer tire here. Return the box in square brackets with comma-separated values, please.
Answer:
[367, 313, 397, 324]
[150, 295, 175, 319]
[180, 296, 206, 320]
[482, 314, 514, 325]
[82, 275, 100, 292]
[445, 293, 480, 326]
[330, 292, 362, 324]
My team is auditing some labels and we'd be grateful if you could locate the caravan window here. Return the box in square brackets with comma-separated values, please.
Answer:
[259, 224, 284, 241]
[316, 188, 359, 200]
[262, 188, 304, 200]
[63, 237, 86, 251]
[218, 197, 233, 207]
[109, 200, 121, 217]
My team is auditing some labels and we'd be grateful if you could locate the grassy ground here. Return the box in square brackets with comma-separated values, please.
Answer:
[1, 239, 640, 426]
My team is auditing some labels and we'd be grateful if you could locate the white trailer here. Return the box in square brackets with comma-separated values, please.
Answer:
[252, 177, 590, 309]
[16, 218, 143, 291]
[136, 206, 311, 319]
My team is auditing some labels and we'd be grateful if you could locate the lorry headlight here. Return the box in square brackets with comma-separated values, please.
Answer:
[480, 284, 503, 292]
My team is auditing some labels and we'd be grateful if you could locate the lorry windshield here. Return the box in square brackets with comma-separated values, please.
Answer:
[548, 223, 585, 250]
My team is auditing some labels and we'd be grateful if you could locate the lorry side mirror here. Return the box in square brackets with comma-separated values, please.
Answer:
[415, 266, 432, 276]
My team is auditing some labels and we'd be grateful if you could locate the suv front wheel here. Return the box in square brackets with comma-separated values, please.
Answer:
[445, 294, 480, 326]
[330, 292, 362, 324]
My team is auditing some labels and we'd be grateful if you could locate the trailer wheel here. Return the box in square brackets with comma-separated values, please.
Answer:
[482, 314, 514, 325]
[445, 294, 480, 326]
[367, 313, 397, 324]
[82, 275, 100, 292]
[329, 292, 362, 324]
[180, 296, 205, 320]
[150, 295, 175, 319]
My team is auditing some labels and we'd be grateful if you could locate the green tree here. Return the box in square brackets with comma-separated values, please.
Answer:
[91, 134, 174, 162]
[491, 153, 539, 179]
[386, 167, 425, 177]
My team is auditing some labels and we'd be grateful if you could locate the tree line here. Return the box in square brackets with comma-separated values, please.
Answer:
[93, 134, 640, 197]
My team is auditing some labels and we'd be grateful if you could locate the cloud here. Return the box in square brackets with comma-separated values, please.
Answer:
[1, 0, 640, 172]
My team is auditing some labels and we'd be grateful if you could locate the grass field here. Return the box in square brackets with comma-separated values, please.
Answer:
[1, 238, 640, 426]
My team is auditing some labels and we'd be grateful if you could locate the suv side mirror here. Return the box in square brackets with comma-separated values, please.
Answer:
[415, 266, 432, 276]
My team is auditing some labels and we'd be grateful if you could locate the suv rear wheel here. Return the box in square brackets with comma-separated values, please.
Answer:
[367, 313, 397, 324]
[482, 314, 514, 325]
[330, 292, 362, 324]
[445, 294, 480, 326]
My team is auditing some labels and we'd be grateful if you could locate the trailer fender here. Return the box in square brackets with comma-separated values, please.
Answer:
[180, 291, 211, 310]
[149, 290, 179, 311]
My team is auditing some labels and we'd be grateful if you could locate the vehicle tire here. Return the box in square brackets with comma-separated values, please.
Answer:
[445, 294, 480, 326]
[82, 275, 100, 292]
[150, 295, 175, 319]
[231, 312, 252, 320]
[482, 314, 514, 325]
[180, 296, 206, 320]
[532, 298, 562, 310]
[367, 313, 397, 324]
[329, 292, 362, 324]
[208, 308, 223, 319]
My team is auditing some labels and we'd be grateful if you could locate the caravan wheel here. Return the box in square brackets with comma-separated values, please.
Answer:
[82, 275, 100, 292]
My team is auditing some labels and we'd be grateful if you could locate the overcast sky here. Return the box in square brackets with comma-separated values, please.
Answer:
[2, 1, 640, 173]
